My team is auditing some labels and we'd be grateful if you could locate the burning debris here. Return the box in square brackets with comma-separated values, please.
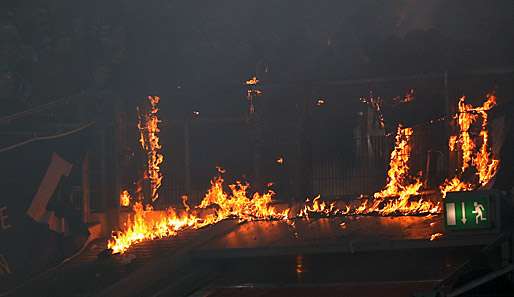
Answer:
[137, 95, 164, 203]
[440, 94, 499, 197]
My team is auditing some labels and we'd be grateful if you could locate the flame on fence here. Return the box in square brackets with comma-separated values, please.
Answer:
[300, 126, 440, 218]
[440, 94, 499, 197]
[120, 190, 131, 207]
[137, 96, 164, 202]
[109, 90, 500, 254]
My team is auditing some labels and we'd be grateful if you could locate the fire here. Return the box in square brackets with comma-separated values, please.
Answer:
[108, 170, 290, 254]
[245, 76, 259, 85]
[298, 195, 343, 219]
[374, 126, 421, 200]
[440, 94, 499, 197]
[120, 190, 131, 207]
[393, 89, 415, 104]
[430, 232, 443, 241]
[108, 202, 199, 254]
[137, 95, 164, 202]
[298, 125, 440, 218]
[110, 87, 500, 254]
[362, 125, 438, 215]
[198, 171, 290, 223]
[245, 75, 262, 114]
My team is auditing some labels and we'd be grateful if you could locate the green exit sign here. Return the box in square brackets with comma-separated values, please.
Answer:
[444, 191, 492, 230]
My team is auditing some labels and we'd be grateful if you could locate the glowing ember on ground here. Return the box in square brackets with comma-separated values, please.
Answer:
[440, 94, 499, 197]
[137, 95, 164, 202]
[430, 232, 443, 241]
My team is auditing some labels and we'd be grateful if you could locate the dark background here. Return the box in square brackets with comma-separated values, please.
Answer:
[2, 0, 514, 199]
[1, 0, 514, 287]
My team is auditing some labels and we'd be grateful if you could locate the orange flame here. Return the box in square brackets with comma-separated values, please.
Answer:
[362, 125, 439, 215]
[298, 195, 342, 219]
[245, 76, 259, 85]
[108, 202, 201, 254]
[298, 125, 440, 218]
[440, 94, 499, 197]
[108, 171, 290, 254]
[137, 95, 164, 202]
[198, 173, 290, 223]
[374, 126, 421, 200]
[120, 190, 131, 207]
[430, 232, 443, 241]
[358, 125, 440, 215]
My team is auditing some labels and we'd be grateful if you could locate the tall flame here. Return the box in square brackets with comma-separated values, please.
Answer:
[440, 94, 499, 197]
[373, 126, 422, 201]
[299, 126, 440, 218]
[137, 95, 164, 202]
[356, 125, 437, 215]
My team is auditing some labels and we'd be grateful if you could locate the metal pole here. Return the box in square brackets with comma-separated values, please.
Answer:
[82, 153, 90, 223]
[184, 120, 191, 200]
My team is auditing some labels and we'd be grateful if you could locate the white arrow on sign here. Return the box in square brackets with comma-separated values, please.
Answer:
[461, 201, 467, 224]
